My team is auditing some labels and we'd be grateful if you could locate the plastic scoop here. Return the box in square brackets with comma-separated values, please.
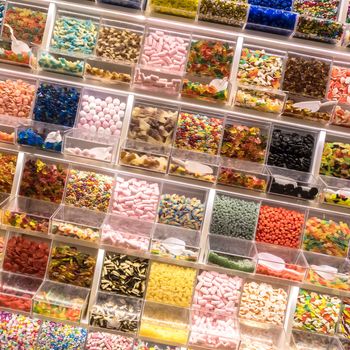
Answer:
[256, 252, 301, 275]
[310, 264, 338, 280]
[209, 78, 228, 92]
[292, 100, 336, 113]
[325, 187, 350, 198]
[45, 131, 62, 144]
[162, 237, 186, 256]
[3, 24, 31, 55]
[172, 158, 213, 176]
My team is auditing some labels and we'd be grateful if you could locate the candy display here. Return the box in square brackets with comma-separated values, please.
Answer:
[237, 48, 284, 89]
[3, 234, 50, 278]
[199, 0, 249, 27]
[210, 194, 259, 240]
[293, 331, 344, 349]
[146, 262, 196, 307]
[76, 92, 126, 137]
[239, 281, 288, 325]
[293, 289, 341, 335]
[19, 158, 67, 203]
[332, 105, 350, 127]
[36, 321, 87, 349]
[149, 0, 199, 18]
[174, 112, 223, 155]
[328, 65, 350, 105]
[181, 79, 229, 102]
[267, 128, 315, 172]
[86, 332, 134, 350]
[302, 214, 350, 257]
[0, 77, 36, 119]
[293, 0, 339, 20]
[319, 142, 350, 179]
[234, 86, 285, 114]
[3, 5, 47, 45]
[64, 168, 114, 212]
[100, 252, 148, 298]
[48, 244, 97, 288]
[256, 204, 305, 248]
[0, 151, 16, 193]
[0, 40, 32, 66]
[33, 82, 80, 127]
[85, 61, 132, 84]
[51, 15, 98, 55]
[339, 299, 350, 338]
[248, 0, 292, 10]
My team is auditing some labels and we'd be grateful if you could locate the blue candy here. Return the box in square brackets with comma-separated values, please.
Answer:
[248, 0, 293, 11]
[17, 128, 63, 152]
[99, 0, 144, 10]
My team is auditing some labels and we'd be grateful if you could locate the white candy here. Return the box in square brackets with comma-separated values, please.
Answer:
[79, 110, 87, 118]
[106, 96, 113, 104]
[82, 101, 88, 107]
[113, 98, 120, 106]
[113, 115, 120, 122]
[83, 105, 90, 113]
[98, 112, 104, 118]
[109, 109, 116, 116]
[104, 114, 111, 121]
[120, 102, 126, 110]
[95, 98, 102, 105]
[98, 127, 105, 134]
[95, 106, 102, 113]
[90, 125, 97, 134]
[118, 111, 125, 118]
[116, 121, 123, 129]
[89, 103, 96, 110]
[82, 94, 89, 101]
[88, 96, 95, 103]
[101, 101, 107, 108]
[103, 108, 109, 114]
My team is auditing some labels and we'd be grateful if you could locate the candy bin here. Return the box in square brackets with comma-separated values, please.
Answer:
[17, 121, 70, 152]
[134, 340, 183, 350]
[268, 167, 320, 201]
[38, 51, 85, 77]
[218, 159, 270, 192]
[0, 311, 41, 349]
[101, 214, 153, 253]
[50, 11, 98, 56]
[292, 330, 343, 349]
[320, 176, 350, 208]
[343, 26, 350, 48]
[293, 0, 340, 21]
[255, 243, 308, 282]
[63, 128, 119, 163]
[327, 62, 350, 105]
[293, 16, 344, 44]
[148, 0, 199, 19]
[64, 166, 114, 212]
[3, 232, 51, 278]
[0, 271, 42, 313]
[0, 116, 18, 143]
[85, 58, 133, 85]
[2, 196, 59, 234]
[0, 150, 17, 194]
[157, 183, 207, 231]
[302, 209, 350, 258]
[33, 280, 89, 323]
[304, 252, 350, 292]
[89, 292, 142, 334]
[234, 85, 286, 114]
[282, 95, 336, 124]
[98, 0, 146, 9]
[239, 280, 289, 326]
[339, 298, 350, 339]
[0, 230, 7, 263]
[146, 261, 196, 307]
[245, 6, 297, 36]
[267, 125, 317, 172]
[139, 301, 190, 345]
[150, 223, 200, 262]
[51, 205, 105, 243]
[19, 156, 68, 203]
[48, 242, 97, 288]
[210, 192, 260, 240]
[0, 38, 34, 67]
[100, 251, 149, 298]
[198, 0, 249, 27]
[293, 288, 341, 335]
[255, 201, 306, 248]
[86, 332, 134, 350]
[331, 104, 350, 127]
[36, 320, 87, 349]
[2, 3, 48, 45]
[248, 0, 293, 10]
[206, 235, 257, 273]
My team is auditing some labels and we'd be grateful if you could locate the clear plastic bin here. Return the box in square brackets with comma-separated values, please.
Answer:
[320, 176, 350, 208]
[150, 223, 200, 262]
[331, 104, 350, 127]
[292, 0, 340, 20]
[0, 149, 17, 194]
[33, 280, 89, 323]
[292, 330, 343, 349]
[0, 116, 20, 143]
[327, 62, 350, 105]
[148, 0, 199, 19]
[206, 234, 256, 273]
[0, 37, 34, 67]
[51, 205, 105, 243]
[98, 0, 146, 10]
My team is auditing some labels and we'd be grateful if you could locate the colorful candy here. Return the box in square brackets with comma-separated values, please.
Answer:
[51, 220, 101, 242]
[181, 79, 229, 102]
[38, 52, 84, 76]
[332, 105, 350, 127]
[339, 299, 350, 338]
[0, 40, 31, 66]
[3, 210, 51, 233]
[293, 0, 340, 21]
[0, 151, 16, 194]
[327, 66, 350, 105]
[85, 63, 131, 84]
[149, 0, 199, 18]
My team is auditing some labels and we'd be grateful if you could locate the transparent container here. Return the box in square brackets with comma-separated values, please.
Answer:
[89, 292, 142, 334]
[268, 167, 320, 201]
[0, 36, 34, 67]
[169, 148, 219, 183]
[101, 214, 153, 253]
[0, 149, 17, 195]
[134, 339, 184, 350]
[302, 209, 350, 258]
[255, 243, 308, 282]
[292, 330, 344, 349]
[85, 58, 133, 85]
[331, 104, 350, 127]
[0, 115, 20, 143]
[327, 62, 350, 105]
[206, 234, 257, 273]
[245, 6, 298, 36]
[198, 0, 249, 27]
[0, 271, 42, 313]
[118, 139, 170, 174]
[217, 159, 270, 192]
[304, 252, 350, 292]
[63, 129, 119, 163]
[2, 196, 59, 234]
[148, 0, 199, 19]
[33, 280, 89, 323]
[150, 223, 200, 262]
[320, 176, 350, 210]
[294, 16, 344, 45]
[139, 301, 190, 346]
[38, 50, 85, 77]
[0, 230, 7, 264]
[234, 85, 286, 114]
[98, 0, 146, 9]
[16, 120, 70, 153]
[51, 205, 105, 243]
[292, 0, 340, 20]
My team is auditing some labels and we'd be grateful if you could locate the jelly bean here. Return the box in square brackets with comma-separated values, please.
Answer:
[327, 65, 350, 105]
[293, 0, 340, 21]
[86, 332, 134, 350]
[0, 151, 17, 194]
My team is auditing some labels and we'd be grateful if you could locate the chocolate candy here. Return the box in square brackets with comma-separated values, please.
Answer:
[0, 151, 17, 194]
[48, 245, 96, 288]
[3, 234, 50, 278]
[100, 253, 148, 298]
[19, 158, 68, 203]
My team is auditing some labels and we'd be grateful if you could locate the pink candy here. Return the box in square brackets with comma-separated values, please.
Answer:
[85, 332, 134, 350]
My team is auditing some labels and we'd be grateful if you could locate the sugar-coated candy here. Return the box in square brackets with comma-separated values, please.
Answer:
[39, 52, 84, 76]
[150, 0, 199, 19]
[86, 332, 133, 350]
[327, 65, 350, 105]
[0, 151, 17, 194]
[293, 0, 339, 20]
